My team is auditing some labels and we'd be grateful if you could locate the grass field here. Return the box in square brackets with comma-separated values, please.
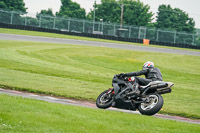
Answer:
[0, 94, 200, 133]
[0, 39, 199, 119]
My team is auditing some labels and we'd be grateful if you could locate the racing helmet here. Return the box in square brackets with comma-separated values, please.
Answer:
[143, 61, 154, 70]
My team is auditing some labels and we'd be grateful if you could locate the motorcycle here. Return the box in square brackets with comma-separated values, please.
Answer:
[96, 74, 174, 115]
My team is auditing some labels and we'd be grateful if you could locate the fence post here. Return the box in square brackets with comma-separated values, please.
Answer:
[68, 18, 71, 31]
[156, 29, 159, 41]
[192, 34, 195, 45]
[83, 20, 85, 33]
[144, 27, 147, 39]
[102, 21, 103, 34]
[113, 24, 116, 36]
[138, 27, 141, 39]
[129, 27, 131, 38]
[10, 11, 14, 24]
[174, 31, 176, 43]
[53, 17, 56, 29]
[39, 15, 41, 27]
[25, 14, 27, 26]
[93, 21, 94, 33]
[98, 22, 100, 31]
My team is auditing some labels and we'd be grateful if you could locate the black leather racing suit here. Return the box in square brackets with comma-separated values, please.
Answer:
[124, 68, 162, 86]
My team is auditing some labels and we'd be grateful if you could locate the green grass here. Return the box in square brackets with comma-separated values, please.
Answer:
[0, 40, 199, 119]
[0, 94, 199, 133]
[0, 28, 200, 52]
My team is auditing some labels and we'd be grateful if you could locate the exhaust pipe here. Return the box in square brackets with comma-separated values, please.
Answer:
[150, 83, 168, 89]
[157, 83, 168, 88]
[157, 88, 172, 94]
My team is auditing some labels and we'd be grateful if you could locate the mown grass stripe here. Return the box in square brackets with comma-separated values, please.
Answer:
[0, 39, 199, 119]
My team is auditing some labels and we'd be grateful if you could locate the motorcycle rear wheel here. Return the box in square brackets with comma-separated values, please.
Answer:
[96, 89, 114, 109]
[138, 94, 163, 115]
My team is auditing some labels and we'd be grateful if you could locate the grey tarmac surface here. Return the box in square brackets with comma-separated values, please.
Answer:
[0, 88, 200, 125]
[0, 33, 200, 56]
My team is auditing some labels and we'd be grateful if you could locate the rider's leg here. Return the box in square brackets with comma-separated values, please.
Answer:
[136, 77, 152, 86]
[130, 77, 152, 95]
[127, 78, 140, 96]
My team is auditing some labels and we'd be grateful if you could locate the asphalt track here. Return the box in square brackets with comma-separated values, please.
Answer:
[0, 88, 200, 125]
[0, 33, 200, 56]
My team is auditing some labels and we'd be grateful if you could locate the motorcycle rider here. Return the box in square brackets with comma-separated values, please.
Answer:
[119, 61, 163, 95]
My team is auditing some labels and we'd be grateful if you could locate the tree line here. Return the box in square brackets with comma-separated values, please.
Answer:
[0, 0, 196, 33]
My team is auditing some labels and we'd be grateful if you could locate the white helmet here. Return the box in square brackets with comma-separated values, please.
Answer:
[143, 61, 154, 70]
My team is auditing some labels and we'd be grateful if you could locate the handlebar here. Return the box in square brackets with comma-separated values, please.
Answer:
[115, 74, 128, 81]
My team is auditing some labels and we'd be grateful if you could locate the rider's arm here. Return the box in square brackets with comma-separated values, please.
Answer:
[124, 69, 148, 77]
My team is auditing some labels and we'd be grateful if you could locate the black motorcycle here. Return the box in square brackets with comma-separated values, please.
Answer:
[96, 74, 174, 115]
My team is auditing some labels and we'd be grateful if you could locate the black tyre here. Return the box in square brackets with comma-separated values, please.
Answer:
[138, 94, 164, 115]
[96, 89, 114, 109]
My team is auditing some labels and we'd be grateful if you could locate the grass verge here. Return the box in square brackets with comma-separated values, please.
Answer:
[0, 40, 199, 119]
[0, 94, 200, 133]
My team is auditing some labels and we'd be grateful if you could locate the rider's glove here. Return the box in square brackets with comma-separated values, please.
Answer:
[118, 73, 127, 77]
[123, 73, 128, 77]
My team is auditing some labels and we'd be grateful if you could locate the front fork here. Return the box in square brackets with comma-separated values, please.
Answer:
[107, 88, 115, 95]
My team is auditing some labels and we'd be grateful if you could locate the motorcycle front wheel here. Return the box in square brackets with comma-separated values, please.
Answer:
[138, 94, 164, 115]
[96, 89, 114, 109]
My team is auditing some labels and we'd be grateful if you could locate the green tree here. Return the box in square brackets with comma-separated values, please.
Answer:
[26, 17, 39, 27]
[122, 0, 153, 26]
[87, 0, 153, 26]
[0, 0, 27, 12]
[36, 9, 55, 29]
[156, 5, 195, 33]
[37, 8, 55, 18]
[87, 0, 120, 23]
[56, 0, 86, 19]
[0, 0, 27, 25]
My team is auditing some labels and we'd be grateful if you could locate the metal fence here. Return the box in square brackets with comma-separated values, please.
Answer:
[0, 9, 199, 46]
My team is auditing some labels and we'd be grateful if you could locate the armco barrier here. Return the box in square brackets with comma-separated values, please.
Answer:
[0, 22, 199, 49]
